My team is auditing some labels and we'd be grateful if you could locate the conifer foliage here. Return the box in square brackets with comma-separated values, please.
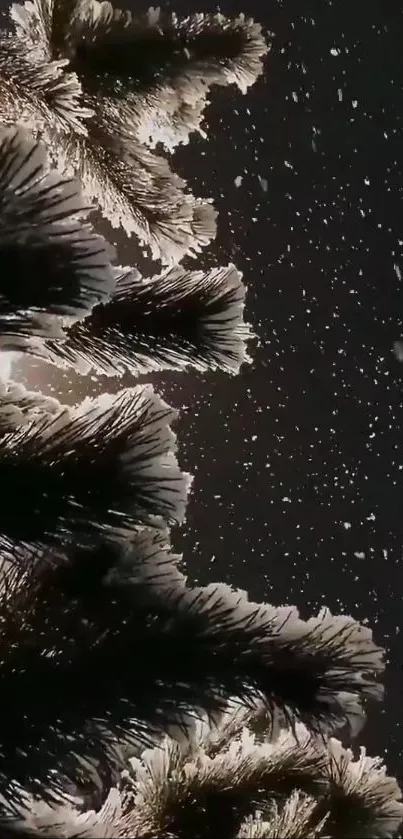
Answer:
[0, 1, 401, 836]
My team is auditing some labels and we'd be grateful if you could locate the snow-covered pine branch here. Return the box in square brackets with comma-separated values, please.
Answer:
[2, 716, 401, 837]
[45, 263, 251, 376]
[0, 528, 383, 809]
[0, 385, 190, 557]
[4, 0, 268, 262]
[0, 126, 115, 354]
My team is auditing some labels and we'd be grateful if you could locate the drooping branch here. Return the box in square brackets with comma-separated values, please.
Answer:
[45, 263, 251, 376]
[11, 1, 268, 148]
[2, 718, 401, 838]
[0, 385, 190, 558]
[52, 116, 217, 262]
[6, 0, 268, 260]
[0, 518, 384, 809]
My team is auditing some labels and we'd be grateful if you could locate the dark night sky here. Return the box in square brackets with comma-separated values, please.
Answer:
[12, 0, 403, 793]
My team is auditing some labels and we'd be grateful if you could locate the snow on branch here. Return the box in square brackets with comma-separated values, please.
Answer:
[0, 126, 115, 354]
[53, 120, 217, 262]
[5, 0, 268, 260]
[0, 385, 190, 557]
[2, 718, 401, 837]
[0, 378, 61, 434]
[11, 1, 268, 148]
[0, 535, 383, 810]
[45, 263, 251, 377]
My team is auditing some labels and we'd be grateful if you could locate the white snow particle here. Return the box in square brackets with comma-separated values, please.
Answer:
[258, 175, 268, 192]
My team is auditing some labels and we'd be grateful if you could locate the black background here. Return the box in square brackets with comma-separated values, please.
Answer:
[12, 0, 403, 793]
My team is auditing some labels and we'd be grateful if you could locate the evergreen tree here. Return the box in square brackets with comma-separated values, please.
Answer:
[0, 2, 400, 836]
